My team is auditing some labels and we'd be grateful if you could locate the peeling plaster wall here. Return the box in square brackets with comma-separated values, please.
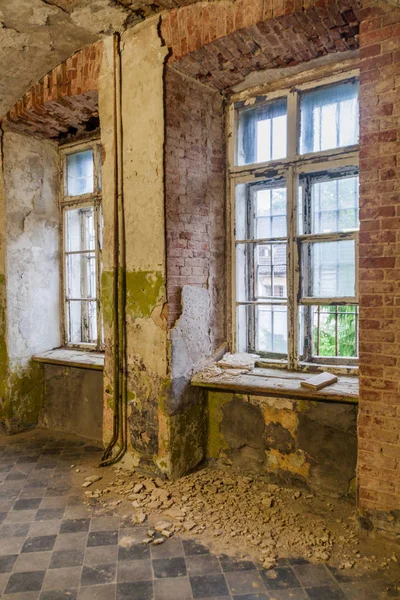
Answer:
[99, 20, 169, 469]
[162, 69, 226, 478]
[206, 391, 358, 497]
[0, 131, 60, 431]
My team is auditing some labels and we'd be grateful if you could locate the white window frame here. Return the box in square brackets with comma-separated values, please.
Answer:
[228, 69, 359, 374]
[59, 139, 103, 351]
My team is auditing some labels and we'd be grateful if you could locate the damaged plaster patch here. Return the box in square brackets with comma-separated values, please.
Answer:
[71, 0, 129, 35]
[170, 285, 211, 381]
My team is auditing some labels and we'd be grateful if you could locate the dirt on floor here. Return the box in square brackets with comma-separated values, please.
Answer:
[1, 428, 399, 591]
[75, 454, 400, 587]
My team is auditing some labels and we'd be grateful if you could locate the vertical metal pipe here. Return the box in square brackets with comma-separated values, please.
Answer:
[100, 32, 126, 465]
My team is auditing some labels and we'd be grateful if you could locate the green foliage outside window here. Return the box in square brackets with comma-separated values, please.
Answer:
[314, 305, 357, 358]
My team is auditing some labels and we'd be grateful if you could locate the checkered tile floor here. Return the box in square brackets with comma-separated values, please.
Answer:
[0, 432, 398, 599]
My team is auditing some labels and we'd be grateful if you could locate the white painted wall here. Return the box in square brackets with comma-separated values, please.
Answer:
[3, 131, 60, 369]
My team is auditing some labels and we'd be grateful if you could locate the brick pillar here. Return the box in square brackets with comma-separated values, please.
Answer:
[358, 0, 400, 535]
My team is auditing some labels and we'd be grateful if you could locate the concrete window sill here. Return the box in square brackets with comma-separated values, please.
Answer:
[33, 348, 104, 371]
[191, 365, 358, 404]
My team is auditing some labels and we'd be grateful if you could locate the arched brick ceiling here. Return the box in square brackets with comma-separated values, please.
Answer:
[0, 0, 394, 122]
[167, 1, 360, 90]
[3, 43, 102, 140]
[0, 0, 199, 119]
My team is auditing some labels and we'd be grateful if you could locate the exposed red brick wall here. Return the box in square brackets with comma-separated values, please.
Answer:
[169, 2, 359, 90]
[165, 67, 226, 349]
[3, 42, 103, 139]
[161, 0, 360, 65]
[358, 0, 400, 522]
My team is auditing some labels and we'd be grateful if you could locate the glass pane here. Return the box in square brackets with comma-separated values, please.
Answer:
[256, 244, 287, 299]
[66, 150, 94, 196]
[303, 240, 356, 298]
[255, 186, 287, 238]
[256, 304, 288, 354]
[236, 305, 248, 353]
[66, 253, 96, 300]
[237, 99, 287, 166]
[65, 206, 95, 252]
[311, 176, 359, 234]
[312, 305, 358, 358]
[300, 80, 359, 155]
[67, 300, 97, 345]
[236, 242, 287, 302]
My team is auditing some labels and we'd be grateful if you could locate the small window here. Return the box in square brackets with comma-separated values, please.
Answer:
[300, 80, 359, 155]
[66, 149, 95, 196]
[232, 73, 359, 368]
[61, 143, 103, 349]
[237, 99, 287, 166]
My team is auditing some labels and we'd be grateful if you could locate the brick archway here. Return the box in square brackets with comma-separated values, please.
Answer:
[2, 42, 102, 139]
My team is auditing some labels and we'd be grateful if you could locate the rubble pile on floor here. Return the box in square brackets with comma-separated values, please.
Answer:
[81, 464, 398, 573]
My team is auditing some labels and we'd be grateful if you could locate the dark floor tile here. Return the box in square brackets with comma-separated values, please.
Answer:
[81, 564, 116, 587]
[5, 472, 27, 481]
[226, 571, 266, 596]
[292, 564, 334, 588]
[220, 555, 257, 573]
[153, 556, 187, 578]
[40, 591, 77, 600]
[190, 574, 230, 598]
[288, 558, 311, 566]
[5, 570, 45, 593]
[13, 498, 42, 511]
[118, 543, 150, 561]
[87, 531, 118, 547]
[117, 581, 153, 600]
[261, 567, 301, 591]
[305, 586, 347, 600]
[183, 540, 211, 556]
[0, 464, 13, 472]
[0, 554, 17, 573]
[35, 462, 58, 471]
[60, 519, 90, 534]
[35, 508, 65, 521]
[0, 511, 7, 523]
[17, 456, 40, 464]
[49, 549, 85, 569]
[22, 535, 57, 553]
[186, 555, 222, 576]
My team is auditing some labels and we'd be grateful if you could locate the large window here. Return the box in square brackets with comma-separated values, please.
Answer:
[231, 74, 359, 370]
[60, 142, 103, 349]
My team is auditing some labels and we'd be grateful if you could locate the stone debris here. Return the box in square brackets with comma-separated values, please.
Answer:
[83, 463, 399, 576]
[82, 475, 102, 488]
[217, 352, 260, 370]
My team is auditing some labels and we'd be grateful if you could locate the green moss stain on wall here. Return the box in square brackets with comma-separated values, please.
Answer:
[207, 391, 232, 459]
[126, 271, 165, 319]
[102, 270, 165, 323]
[0, 360, 44, 433]
[9, 361, 44, 427]
[101, 271, 114, 327]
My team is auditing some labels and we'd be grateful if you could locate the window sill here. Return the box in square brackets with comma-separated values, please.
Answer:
[33, 348, 104, 371]
[191, 364, 358, 404]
